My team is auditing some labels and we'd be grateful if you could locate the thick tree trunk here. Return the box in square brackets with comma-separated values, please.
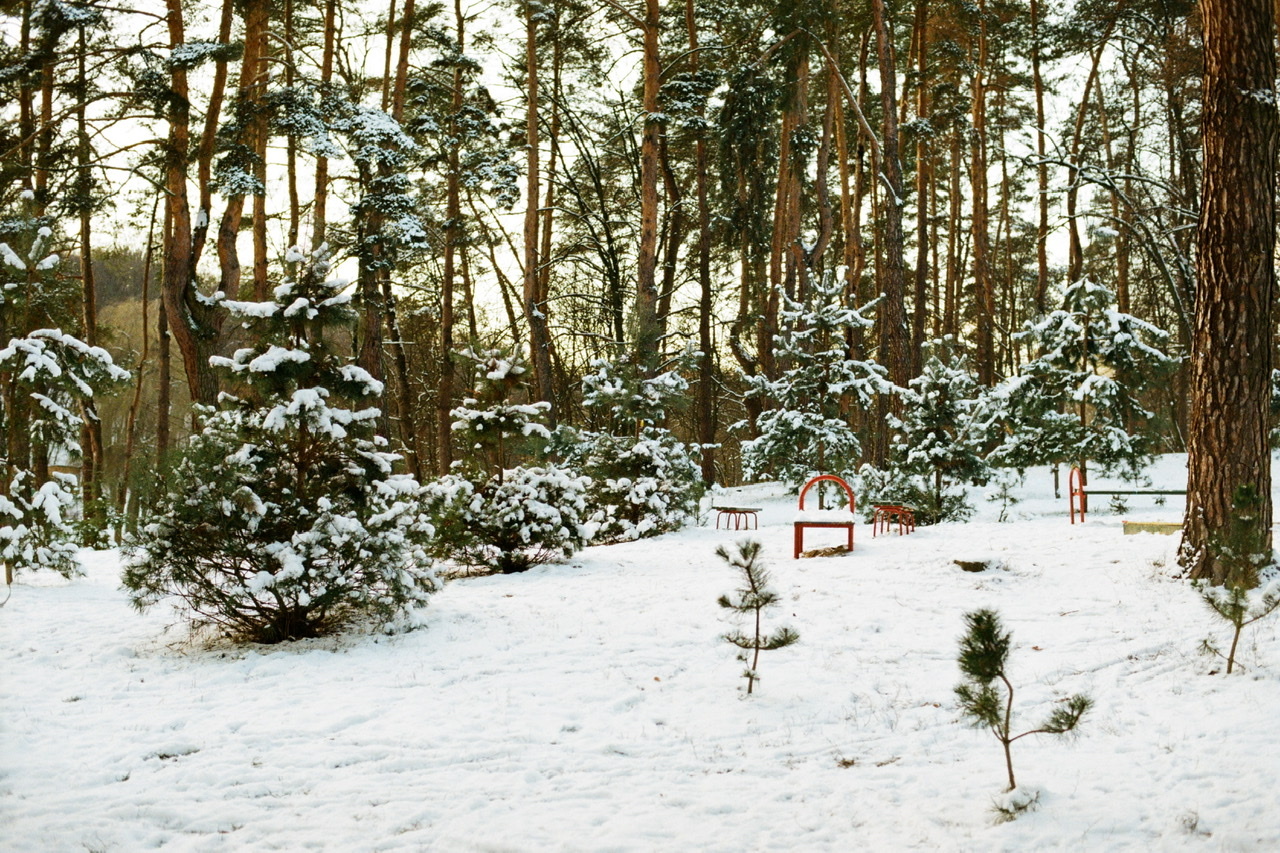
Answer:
[1179, 0, 1277, 585]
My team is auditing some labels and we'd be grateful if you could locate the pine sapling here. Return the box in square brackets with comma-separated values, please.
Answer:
[1192, 485, 1280, 674]
[717, 540, 799, 695]
[954, 609, 1092, 793]
[1197, 581, 1280, 674]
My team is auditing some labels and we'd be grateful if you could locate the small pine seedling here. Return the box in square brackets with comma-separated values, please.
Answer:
[717, 540, 799, 695]
[954, 609, 1092, 793]
[1197, 580, 1280, 674]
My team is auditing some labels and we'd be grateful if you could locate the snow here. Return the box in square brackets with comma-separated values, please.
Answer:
[4, 456, 1280, 850]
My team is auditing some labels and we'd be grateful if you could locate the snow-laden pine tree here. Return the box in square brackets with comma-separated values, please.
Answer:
[988, 279, 1175, 481]
[1, 207, 129, 584]
[123, 249, 436, 642]
[885, 339, 989, 523]
[423, 348, 589, 574]
[740, 271, 893, 485]
[551, 355, 704, 543]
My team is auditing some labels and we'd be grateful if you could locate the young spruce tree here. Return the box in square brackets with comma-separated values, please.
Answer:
[717, 540, 798, 695]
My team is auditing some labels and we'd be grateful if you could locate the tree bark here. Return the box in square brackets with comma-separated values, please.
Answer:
[523, 3, 556, 418]
[633, 0, 663, 374]
[911, 0, 931, 372]
[969, 0, 995, 385]
[436, 0, 467, 476]
[162, 0, 222, 407]
[1179, 0, 1277, 584]
[1031, 0, 1049, 315]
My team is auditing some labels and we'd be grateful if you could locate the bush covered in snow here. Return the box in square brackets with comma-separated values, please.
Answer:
[449, 348, 552, 480]
[422, 465, 590, 574]
[556, 425, 704, 543]
[123, 250, 436, 643]
[427, 349, 589, 573]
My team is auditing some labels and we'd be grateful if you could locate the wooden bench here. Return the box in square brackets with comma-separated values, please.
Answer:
[872, 503, 916, 537]
[1068, 466, 1184, 523]
[713, 506, 761, 530]
[793, 474, 856, 558]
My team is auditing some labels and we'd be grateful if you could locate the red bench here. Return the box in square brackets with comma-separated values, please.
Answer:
[793, 475, 856, 558]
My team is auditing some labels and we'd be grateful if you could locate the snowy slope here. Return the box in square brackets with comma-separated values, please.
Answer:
[3, 458, 1279, 851]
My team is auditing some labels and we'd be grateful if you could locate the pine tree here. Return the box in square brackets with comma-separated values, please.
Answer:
[0, 206, 129, 584]
[741, 270, 892, 485]
[1193, 485, 1280, 674]
[716, 539, 798, 695]
[990, 279, 1175, 480]
[552, 355, 704, 543]
[887, 338, 989, 523]
[424, 348, 589, 574]
[122, 248, 437, 642]
[954, 609, 1092, 794]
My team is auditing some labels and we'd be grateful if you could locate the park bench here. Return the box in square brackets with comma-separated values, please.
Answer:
[793, 474, 856, 558]
[1068, 465, 1184, 524]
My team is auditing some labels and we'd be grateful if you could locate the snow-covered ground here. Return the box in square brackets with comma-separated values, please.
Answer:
[4, 457, 1280, 851]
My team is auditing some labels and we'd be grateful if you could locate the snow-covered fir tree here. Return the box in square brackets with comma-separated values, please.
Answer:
[1, 206, 129, 583]
[740, 270, 892, 485]
[551, 354, 704, 543]
[123, 249, 436, 642]
[883, 338, 989, 523]
[423, 348, 589, 574]
[988, 279, 1176, 480]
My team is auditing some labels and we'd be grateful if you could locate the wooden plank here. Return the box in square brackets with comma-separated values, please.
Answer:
[1122, 521, 1181, 535]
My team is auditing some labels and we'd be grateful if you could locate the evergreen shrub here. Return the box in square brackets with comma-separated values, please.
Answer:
[123, 251, 437, 642]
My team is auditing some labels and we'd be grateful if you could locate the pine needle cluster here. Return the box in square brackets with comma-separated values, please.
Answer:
[716, 540, 798, 695]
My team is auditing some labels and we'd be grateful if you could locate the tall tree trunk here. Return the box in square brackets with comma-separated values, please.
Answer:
[871, 0, 910, 462]
[523, 3, 556, 418]
[311, 0, 337, 246]
[1031, 0, 1049, 315]
[119, 196, 160, 521]
[945, 125, 963, 338]
[685, 0, 716, 485]
[158, 216, 172, 467]
[1179, 0, 1277, 585]
[970, 0, 995, 385]
[76, 29, 104, 534]
[162, 0, 222, 407]
[633, 0, 662, 374]
[217, 0, 269, 299]
[437, 0, 466, 476]
[911, 0, 931, 372]
[1066, 43, 1108, 286]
